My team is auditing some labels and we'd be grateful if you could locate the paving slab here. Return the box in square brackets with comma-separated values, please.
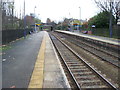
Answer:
[43, 32, 70, 88]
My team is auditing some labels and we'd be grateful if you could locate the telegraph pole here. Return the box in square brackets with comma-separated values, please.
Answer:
[12, 0, 14, 28]
[0, 10, 1, 90]
[0, 0, 2, 31]
[79, 7, 81, 20]
[109, 1, 113, 38]
[23, 0, 26, 38]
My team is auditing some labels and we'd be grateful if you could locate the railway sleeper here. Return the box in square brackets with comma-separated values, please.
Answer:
[81, 85, 108, 88]
[69, 66, 86, 69]
[65, 60, 80, 62]
[79, 79, 101, 83]
[73, 71, 92, 75]
[68, 64, 84, 66]
[79, 80, 104, 87]
[66, 62, 82, 64]
[62, 53, 75, 56]
[70, 68, 89, 71]
[75, 75, 96, 79]
[73, 72, 93, 76]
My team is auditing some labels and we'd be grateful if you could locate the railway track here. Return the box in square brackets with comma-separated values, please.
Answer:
[49, 33, 118, 89]
[54, 32, 120, 68]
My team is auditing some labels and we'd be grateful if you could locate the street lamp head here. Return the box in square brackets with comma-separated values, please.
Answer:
[117, 19, 120, 25]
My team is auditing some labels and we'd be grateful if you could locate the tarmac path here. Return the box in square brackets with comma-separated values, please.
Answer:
[2, 31, 45, 88]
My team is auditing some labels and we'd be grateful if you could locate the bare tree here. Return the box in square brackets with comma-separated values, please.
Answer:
[94, 0, 120, 24]
[1, 0, 15, 29]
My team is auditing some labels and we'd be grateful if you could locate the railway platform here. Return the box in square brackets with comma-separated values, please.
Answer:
[28, 31, 70, 88]
[55, 30, 120, 46]
[2, 30, 119, 89]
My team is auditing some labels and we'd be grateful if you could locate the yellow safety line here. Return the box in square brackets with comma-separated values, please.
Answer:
[28, 34, 46, 88]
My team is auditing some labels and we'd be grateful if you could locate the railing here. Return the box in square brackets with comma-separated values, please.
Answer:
[2, 29, 32, 45]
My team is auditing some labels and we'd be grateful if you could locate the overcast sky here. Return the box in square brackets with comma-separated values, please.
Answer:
[14, 0, 99, 23]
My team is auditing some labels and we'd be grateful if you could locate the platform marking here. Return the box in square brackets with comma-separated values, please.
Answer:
[28, 34, 46, 88]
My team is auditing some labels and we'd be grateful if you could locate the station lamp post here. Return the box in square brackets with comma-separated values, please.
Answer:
[34, 6, 37, 32]
[79, 7, 81, 32]
[79, 7, 81, 21]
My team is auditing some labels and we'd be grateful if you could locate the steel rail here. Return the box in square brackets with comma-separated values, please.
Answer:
[49, 34, 81, 89]
[55, 32, 120, 68]
[50, 33, 118, 89]
[55, 32, 119, 59]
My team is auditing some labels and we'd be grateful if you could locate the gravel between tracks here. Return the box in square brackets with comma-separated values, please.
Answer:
[51, 32, 119, 88]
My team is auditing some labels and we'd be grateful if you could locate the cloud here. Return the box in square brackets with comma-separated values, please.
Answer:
[14, 0, 99, 22]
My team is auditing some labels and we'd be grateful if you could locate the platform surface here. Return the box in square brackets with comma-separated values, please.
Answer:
[28, 31, 70, 88]
[43, 32, 70, 88]
[56, 30, 120, 46]
[2, 31, 70, 88]
[2, 31, 44, 88]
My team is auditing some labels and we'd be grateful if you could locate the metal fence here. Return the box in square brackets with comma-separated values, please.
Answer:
[80, 25, 120, 39]
[92, 27, 120, 39]
[2, 29, 32, 45]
